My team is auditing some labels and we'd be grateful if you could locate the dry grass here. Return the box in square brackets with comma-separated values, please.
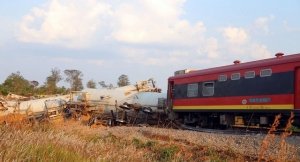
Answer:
[258, 112, 298, 162]
[276, 112, 295, 162]
[0, 124, 226, 161]
[0, 114, 299, 162]
[258, 114, 282, 162]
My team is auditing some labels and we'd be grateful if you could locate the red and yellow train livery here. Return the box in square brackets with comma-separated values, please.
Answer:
[167, 53, 300, 129]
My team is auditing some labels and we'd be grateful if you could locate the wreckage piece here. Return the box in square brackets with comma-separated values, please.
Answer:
[104, 99, 167, 127]
[97, 101, 130, 127]
[0, 102, 7, 111]
[87, 98, 167, 127]
[0, 95, 69, 123]
[44, 99, 67, 119]
[66, 79, 166, 122]
[0, 100, 19, 115]
[19, 96, 68, 120]
[6, 93, 29, 101]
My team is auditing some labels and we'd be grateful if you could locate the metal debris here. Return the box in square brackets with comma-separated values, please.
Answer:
[1, 79, 169, 127]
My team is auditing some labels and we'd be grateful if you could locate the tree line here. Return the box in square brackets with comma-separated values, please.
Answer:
[0, 68, 130, 96]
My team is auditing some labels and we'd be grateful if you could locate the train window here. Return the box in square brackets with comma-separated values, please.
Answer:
[218, 74, 227, 82]
[260, 69, 272, 77]
[244, 71, 255, 79]
[231, 73, 240, 80]
[187, 83, 198, 97]
[202, 82, 214, 96]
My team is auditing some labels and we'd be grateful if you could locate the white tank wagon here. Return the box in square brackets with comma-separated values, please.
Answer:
[67, 79, 163, 113]
[66, 79, 167, 125]
[0, 95, 69, 120]
[111, 92, 168, 126]
[122, 92, 167, 113]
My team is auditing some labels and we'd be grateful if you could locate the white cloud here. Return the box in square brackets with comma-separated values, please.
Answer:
[249, 43, 272, 59]
[202, 37, 219, 59]
[218, 24, 273, 62]
[18, 0, 205, 48]
[222, 27, 248, 45]
[18, 0, 112, 48]
[254, 16, 274, 33]
[111, 0, 206, 45]
[17, 1, 274, 71]
[217, 40, 272, 63]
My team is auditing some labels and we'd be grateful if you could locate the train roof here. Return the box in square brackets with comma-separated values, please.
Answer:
[169, 53, 300, 80]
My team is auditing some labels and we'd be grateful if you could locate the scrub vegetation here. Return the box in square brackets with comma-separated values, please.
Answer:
[0, 69, 129, 97]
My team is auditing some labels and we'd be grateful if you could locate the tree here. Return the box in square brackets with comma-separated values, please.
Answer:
[0, 84, 8, 96]
[2, 71, 33, 96]
[30, 80, 39, 87]
[30, 80, 39, 95]
[98, 81, 114, 89]
[45, 68, 62, 94]
[98, 81, 107, 88]
[64, 69, 83, 91]
[108, 83, 114, 89]
[86, 79, 96, 88]
[117, 74, 130, 87]
[56, 86, 68, 94]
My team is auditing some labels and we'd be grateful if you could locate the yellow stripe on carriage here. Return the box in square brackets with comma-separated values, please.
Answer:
[173, 104, 294, 110]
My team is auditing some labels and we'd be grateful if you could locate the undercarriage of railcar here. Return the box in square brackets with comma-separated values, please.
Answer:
[172, 111, 300, 131]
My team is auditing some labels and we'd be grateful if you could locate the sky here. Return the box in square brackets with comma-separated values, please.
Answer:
[0, 0, 300, 91]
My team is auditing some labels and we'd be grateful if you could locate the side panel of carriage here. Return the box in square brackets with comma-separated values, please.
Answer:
[295, 67, 300, 110]
[171, 63, 296, 112]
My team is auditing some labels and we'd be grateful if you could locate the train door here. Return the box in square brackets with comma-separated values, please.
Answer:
[167, 81, 174, 109]
[295, 67, 300, 109]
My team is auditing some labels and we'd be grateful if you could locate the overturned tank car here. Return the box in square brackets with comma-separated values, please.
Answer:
[0, 95, 69, 122]
[65, 79, 167, 126]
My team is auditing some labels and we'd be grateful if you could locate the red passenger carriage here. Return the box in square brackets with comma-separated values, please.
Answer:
[167, 53, 300, 129]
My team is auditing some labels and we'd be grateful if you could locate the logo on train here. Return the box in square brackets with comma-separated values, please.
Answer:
[242, 99, 247, 105]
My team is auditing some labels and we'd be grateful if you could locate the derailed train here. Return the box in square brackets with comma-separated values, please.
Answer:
[2, 53, 299, 131]
[167, 53, 300, 129]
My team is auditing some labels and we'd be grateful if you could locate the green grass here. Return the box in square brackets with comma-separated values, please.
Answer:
[156, 145, 179, 162]
[22, 144, 88, 162]
[132, 137, 156, 149]
[291, 125, 300, 132]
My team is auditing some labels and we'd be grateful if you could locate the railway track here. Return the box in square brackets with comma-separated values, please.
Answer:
[73, 109, 300, 136]
[179, 124, 300, 136]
